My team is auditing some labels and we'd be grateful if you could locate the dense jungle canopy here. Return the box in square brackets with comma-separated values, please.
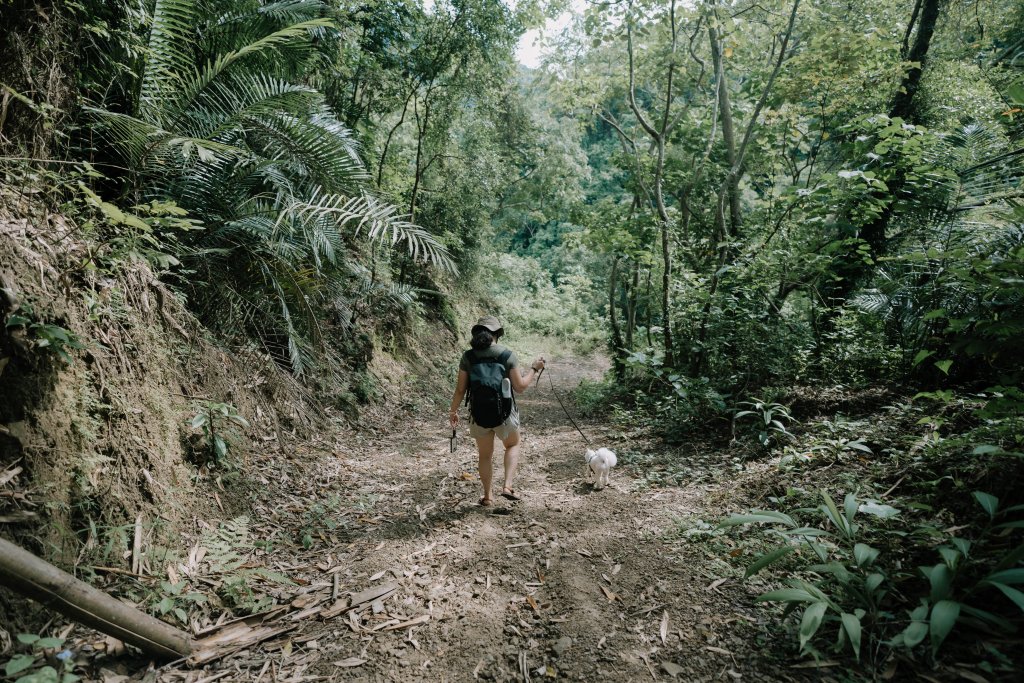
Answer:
[1, 0, 1024, 680]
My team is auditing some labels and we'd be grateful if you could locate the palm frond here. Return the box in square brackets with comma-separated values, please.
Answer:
[281, 191, 456, 273]
[140, 0, 203, 124]
[169, 18, 334, 122]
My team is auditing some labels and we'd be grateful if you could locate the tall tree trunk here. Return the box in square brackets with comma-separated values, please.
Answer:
[890, 0, 941, 122]
[626, 262, 639, 350]
[409, 93, 433, 221]
[376, 85, 416, 186]
[708, 25, 742, 238]
[644, 268, 653, 347]
[609, 256, 625, 379]
[819, 0, 941, 315]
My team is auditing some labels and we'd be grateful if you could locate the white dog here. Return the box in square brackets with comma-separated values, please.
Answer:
[584, 448, 617, 490]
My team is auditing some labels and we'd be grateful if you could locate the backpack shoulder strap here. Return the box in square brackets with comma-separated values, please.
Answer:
[496, 349, 513, 368]
[467, 351, 490, 366]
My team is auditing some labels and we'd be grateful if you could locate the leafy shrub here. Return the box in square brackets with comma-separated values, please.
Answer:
[732, 398, 796, 449]
[2, 634, 76, 683]
[5, 304, 85, 363]
[189, 402, 249, 468]
[720, 489, 1024, 666]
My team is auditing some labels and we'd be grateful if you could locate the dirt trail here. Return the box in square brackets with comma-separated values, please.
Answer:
[233, 351, 787, 683]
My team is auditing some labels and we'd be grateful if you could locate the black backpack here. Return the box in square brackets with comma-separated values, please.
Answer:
[466, 349, 515, 428]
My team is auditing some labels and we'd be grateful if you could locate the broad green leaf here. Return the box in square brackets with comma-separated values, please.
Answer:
[960, 603, 1015, 632]
[6, 654, 36, 676]
[799, 602, 827, 651]
[841, 613, 862, 661]
[866, 573, 885, 593]
[34, 637, 64, 649]
[810, 561, 853, 584]
[972, 445, 1003, 455]
[17, 665, 60, 683]
[858, 501, 900, 519]
[782, 527, 831, 538]
[718, 511, 796, 528]
[744, 546, 794, 579]
[929, 600, 960, 654]
[156, 596, 174, 614]
[912, 349, 934, 366]
[985, 568, 1024, 585]
[901, 619, 928, 648]
[820, 491, 850, 538]
[951, 538, 971, 557]
[1008, 82, 1024, 104]
[996, 520, 1024, 529]
[757, 588, 818, 604]
[983, 581, 1024, 614]
[911, 602, 929, 621]
[973, 491, 999, 518]
[934, 360, 953, 375]
[938, 546, 961, 569]
[16, 634, 39, 645]
[844, 493, 858, 524]
[926, 563, 953, 601]
[854, 543, 880, 568]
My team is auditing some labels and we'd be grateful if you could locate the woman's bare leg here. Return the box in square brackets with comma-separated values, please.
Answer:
[500, 430, 521, 493]
[475, 434, 495, 503]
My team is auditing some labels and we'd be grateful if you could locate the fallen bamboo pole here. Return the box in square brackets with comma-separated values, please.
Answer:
[0, 538, 193, 659]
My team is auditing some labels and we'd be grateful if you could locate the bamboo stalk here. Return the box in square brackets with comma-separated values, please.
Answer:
[0, 538, 192, 658]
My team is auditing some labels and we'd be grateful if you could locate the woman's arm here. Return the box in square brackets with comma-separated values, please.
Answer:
[510, 357, 546, 394]
[449, 369, 468, 427]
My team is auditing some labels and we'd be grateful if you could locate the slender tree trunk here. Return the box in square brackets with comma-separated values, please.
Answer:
[644, 268, 653, 347]
[609, 256, 625, 379]
[409, 94, 433, 221]
[891, 0, 940, 120]
[626, 262, 639, 350]
[708, 25, 742, 238]
[376, 86, 416, 187]
[819, 0, 941, 315]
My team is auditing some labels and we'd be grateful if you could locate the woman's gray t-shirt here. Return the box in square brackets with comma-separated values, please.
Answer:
[459, 344, 519, 374]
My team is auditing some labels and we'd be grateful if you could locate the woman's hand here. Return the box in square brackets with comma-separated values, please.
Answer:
[449, 409, 459, 429]
[532, 357, 546, 372]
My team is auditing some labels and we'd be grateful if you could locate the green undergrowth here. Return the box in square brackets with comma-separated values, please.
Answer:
[666, 389, 1024, 677]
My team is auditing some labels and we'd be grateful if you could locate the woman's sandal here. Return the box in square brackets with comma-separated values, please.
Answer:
[500, 488, 521, 501]
[478, 496, 494, 507]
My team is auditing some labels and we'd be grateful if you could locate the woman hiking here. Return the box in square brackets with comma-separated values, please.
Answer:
[449, 316, 545, 506]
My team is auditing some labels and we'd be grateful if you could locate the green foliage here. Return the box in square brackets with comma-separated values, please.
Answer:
[732, 398, 796, 449]
[150, 581, 208, 625]
[85, 0, 453, 375]
[199, 516, 292, 613]
[475, 252, 604, 353]
[721, 485, 1024, 665]
[190, 402, 249, 468]
[4, 304, 85, 363]
[2, 634, 77, 683]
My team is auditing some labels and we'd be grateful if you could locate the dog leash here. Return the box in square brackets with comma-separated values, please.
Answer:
[546, 372, 592, 446]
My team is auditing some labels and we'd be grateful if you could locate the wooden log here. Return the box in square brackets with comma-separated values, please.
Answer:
[0, 537, 193, 659]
